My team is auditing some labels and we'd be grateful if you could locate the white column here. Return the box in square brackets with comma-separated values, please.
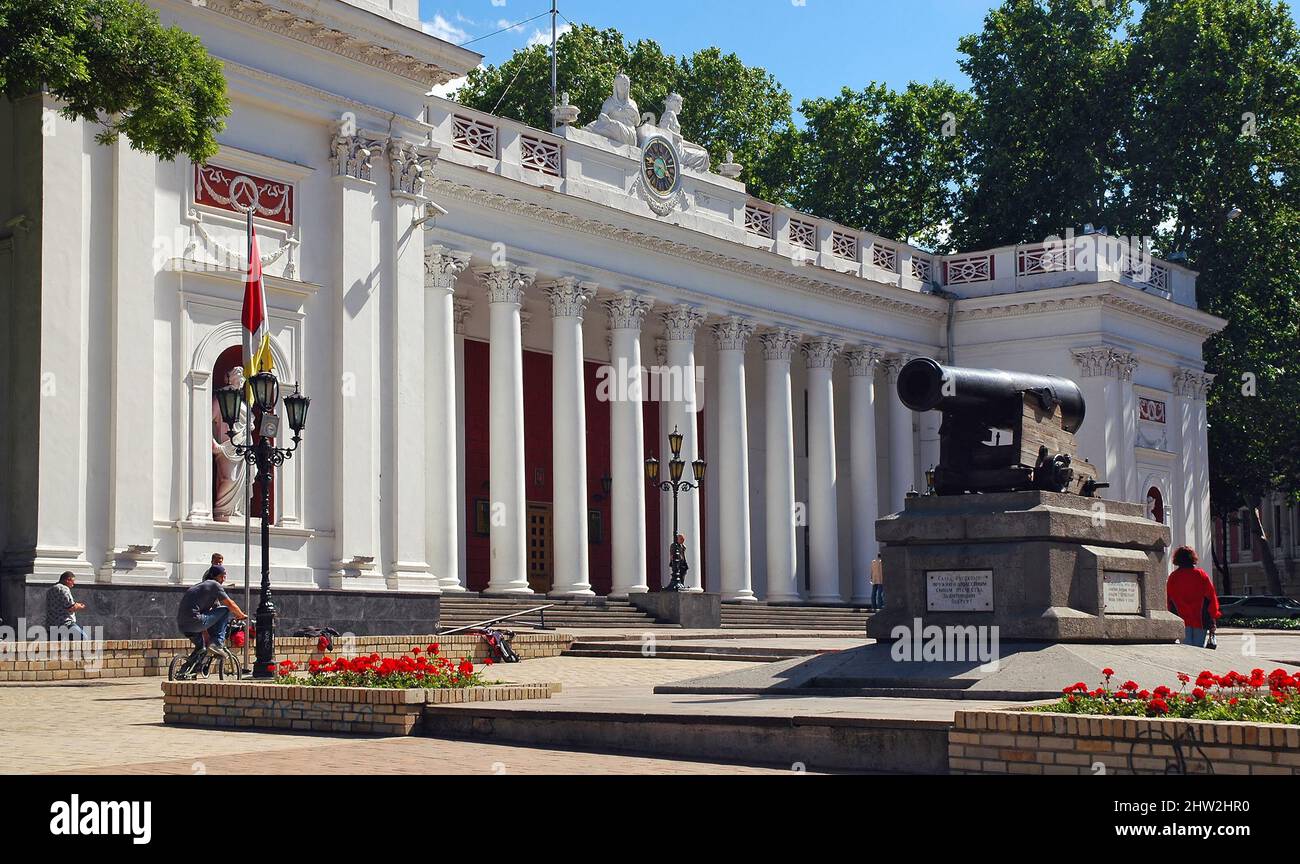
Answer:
[330, 132, 382, 587]
[883, 356, 917, 514]
[803, 337, 844, 603]
[1116, 351, 1140, 502]
[388, 142, 437, 590]
[1172, 372, 1195, 553]
[846, 347, 884, 604]
[606, 291, 654, 598]
[1176, 369, 1216, 556]
[103, 138, 165, 581]
[661, 305, 706, 592]
[425, 246, 471, 592]
[712, 316, 757, 602]
[759, 328, 801, 603]
[1072, 347, 1138, 502]
[452, 300, 474, 589]
[477, 265, 535, 595]
[544, 278, 598, 597]
[654, 338, 672, 589]
[26, 100, 93, 579]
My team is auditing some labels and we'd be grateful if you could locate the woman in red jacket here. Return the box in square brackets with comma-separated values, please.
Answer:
[1166, 546, 1221, 648]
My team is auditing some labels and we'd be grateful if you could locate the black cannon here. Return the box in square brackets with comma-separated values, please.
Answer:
[896, 358, 1103, 496]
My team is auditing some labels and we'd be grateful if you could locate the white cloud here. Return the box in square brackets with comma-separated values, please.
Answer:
[428, 76, 468, 99]
[422, 14, 469, 44]
[526, 22, 571, 48]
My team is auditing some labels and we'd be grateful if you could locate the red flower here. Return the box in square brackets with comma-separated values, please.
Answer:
[484, 657, 494, 666]
[430, 643, 440, 655]
[1148, 698, 1170, 715]
[1102, 668, 1115, 678]
[1192, 688, 1207, 700]
[1122, 681, 1139, 692]
[1177, 672, 1190, 684]
[412, 647, 423, 655]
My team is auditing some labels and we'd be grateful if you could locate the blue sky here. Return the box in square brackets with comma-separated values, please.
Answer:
[418, 0, 999, 108]
[420, 0, 1300, 110]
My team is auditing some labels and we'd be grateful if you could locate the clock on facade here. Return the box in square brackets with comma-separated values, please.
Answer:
[642, 137, 680, 197]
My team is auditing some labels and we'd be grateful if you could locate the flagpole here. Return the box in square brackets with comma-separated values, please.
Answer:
[243, 208, 253, 675]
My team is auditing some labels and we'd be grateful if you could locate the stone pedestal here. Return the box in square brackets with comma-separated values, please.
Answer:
[866, 491, 1182, 643]
[630, 592, 721, 629]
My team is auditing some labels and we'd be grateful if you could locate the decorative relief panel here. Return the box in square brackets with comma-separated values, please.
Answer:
[744, 205, 774, 239]
[944, 254, 995, 285]
[194, 164, 294, 225]
[788, 218, 817, 251]
[452, 115, 498, 158]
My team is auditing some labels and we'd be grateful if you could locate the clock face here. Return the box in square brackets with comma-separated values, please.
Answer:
[642, 138, 679, 196]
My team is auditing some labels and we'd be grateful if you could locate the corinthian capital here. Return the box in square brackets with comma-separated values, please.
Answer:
[758, 328, 802, 362]
[660, 305, 706, 343]
[475, 265, 536, 305]
[1174, 368, 1215, 401]
[425, 245, 472, 291]
[711, 316, 756, 352]
[880, 354, 914, 382]
[453, 299, 475, 335]
[388, 138, 438, 198]
[845, 345, 886, 377]
[330, 128, 376, 181]
[605, 291, 654, 331]
[542, 278, 599, 320]
[801, 336, 844, 370]
[1072, 345, 1139, 381]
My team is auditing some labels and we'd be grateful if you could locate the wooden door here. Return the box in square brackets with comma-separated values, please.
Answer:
[527, 504, 554, 594]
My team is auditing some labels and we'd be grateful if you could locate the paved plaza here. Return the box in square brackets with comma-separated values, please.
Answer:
[0, 656, 811, 776]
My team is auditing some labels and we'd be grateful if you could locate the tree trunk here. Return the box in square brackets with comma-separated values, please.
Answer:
[1248, 502, 1285, 596]
[1212, 510, 1233, 595]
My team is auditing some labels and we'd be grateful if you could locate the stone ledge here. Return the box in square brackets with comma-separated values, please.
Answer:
[950, 709, 1300, 775]
[0, 633, 573, 682]
[161, 680, 559, 736]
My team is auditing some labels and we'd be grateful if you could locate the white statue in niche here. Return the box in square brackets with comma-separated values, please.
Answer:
[212, 366, 249, 522]
[660, 93, 712, 173]
[585, 72, 640, 147]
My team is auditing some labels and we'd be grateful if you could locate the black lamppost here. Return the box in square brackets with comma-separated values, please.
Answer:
[216, 372, 311, 679]
[645, 426, 706, 592]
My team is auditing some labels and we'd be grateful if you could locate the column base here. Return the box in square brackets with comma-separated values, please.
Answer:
[98, 548, 171, 585]
[387, 566, 442, 594]
[722, 591, 758, 603]
[483, 586, 535, 597]
[550, 587, 596, 599]
[608, 586, 650, 600]
[437, 580, 468, 594]
[329, 557, 385, 591]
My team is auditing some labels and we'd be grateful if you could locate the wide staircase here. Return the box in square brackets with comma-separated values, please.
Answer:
[437, 596, 662, 631]
[720, 602, 873, 632]
[437, 597, 873, 632]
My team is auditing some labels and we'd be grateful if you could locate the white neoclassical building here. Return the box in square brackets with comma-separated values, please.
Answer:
[0, 0, 1225, 631]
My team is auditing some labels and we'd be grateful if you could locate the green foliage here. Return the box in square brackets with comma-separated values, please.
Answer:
[0, 0, 229, 162]
[1119, 0, 1300, 515]
[953, 0, 1133, 249]
[792, 81, 975, 251]
[454, 24, 797, 202]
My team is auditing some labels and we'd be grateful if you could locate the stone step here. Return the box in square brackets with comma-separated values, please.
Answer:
[566, 641, 819, 659]
[562, 649, 780, 662]
[419, 703, 949, 774]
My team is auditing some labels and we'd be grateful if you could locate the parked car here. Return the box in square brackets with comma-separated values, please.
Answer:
[1219, 596, 1300, 619]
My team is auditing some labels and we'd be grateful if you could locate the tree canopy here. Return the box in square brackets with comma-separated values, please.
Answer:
[0, 0, 229, 162]
[456, 1, 1300, 588]
[453, 24, 797, 203]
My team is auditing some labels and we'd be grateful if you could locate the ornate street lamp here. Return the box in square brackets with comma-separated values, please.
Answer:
[645, 426, 706, 592]
[216, 376, 310, 679]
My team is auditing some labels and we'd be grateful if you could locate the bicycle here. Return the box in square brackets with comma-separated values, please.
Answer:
[167, 618, 249, 681]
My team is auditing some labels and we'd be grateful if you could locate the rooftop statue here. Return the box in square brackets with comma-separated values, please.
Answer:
[660, 93, 712, 173]
[585, 73, 640, 148]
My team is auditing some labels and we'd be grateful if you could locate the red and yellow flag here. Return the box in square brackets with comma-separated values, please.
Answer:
[241, 212, 273, 383]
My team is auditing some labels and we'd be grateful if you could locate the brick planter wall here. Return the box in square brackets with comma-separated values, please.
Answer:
[162, 680, 559, 736]
[0, 633, 572, 682]
[950, 709, 1300, 775]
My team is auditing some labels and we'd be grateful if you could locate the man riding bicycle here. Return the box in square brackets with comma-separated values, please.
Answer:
[177, 566, 248, 656]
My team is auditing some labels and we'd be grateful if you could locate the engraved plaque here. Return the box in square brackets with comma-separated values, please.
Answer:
[926, 570, 994, 612]
[1103, 572, 1143, 615]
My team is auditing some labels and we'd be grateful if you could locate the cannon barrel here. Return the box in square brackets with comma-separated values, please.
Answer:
[896, 358, 1087, 434]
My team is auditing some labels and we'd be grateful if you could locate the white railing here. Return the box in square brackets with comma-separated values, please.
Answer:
[520, 135, 563, 177]
[744, 204, 774, 239]
[452, 114, 497, 158]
